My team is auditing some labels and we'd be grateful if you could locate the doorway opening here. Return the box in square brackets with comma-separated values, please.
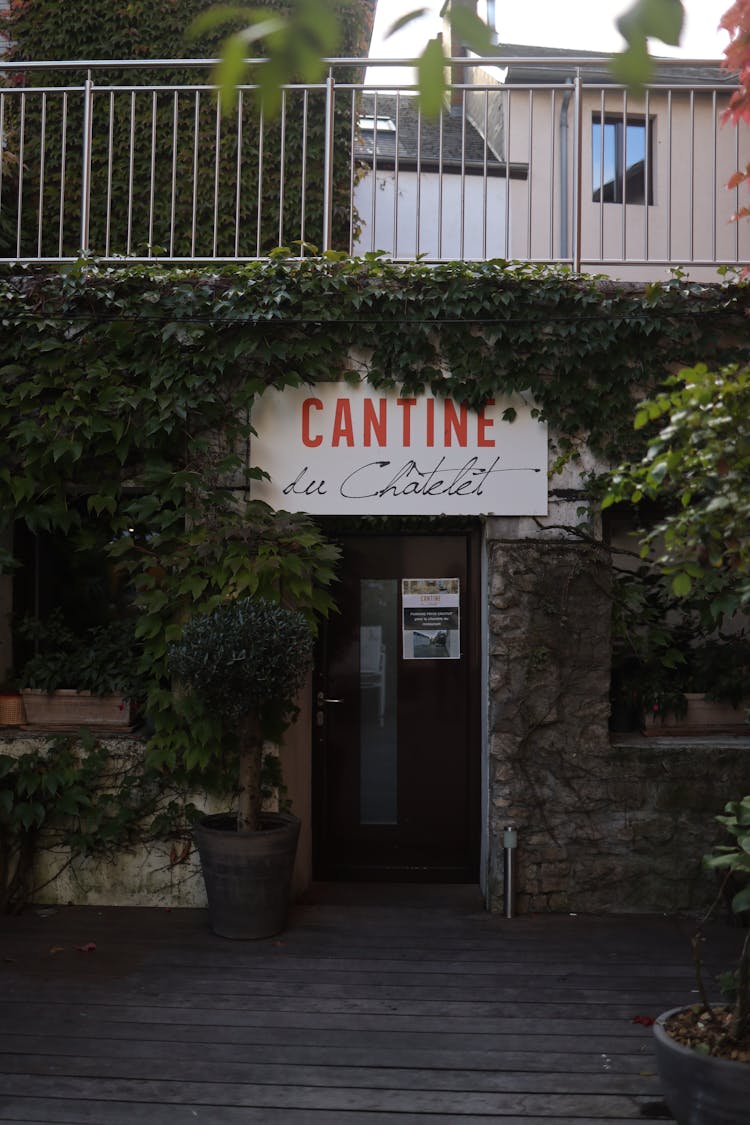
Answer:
[313, 524, 482, 882]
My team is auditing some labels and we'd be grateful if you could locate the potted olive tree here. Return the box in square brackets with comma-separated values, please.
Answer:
[168, 595, 313, 939]
[652, 797, 750, 1124]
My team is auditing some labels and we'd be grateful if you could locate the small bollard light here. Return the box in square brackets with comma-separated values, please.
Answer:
[503, 825, 518, 919]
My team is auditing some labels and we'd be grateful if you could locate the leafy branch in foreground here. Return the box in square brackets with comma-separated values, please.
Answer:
[604, 363, 750, 603]
[199, 0, 692, 118]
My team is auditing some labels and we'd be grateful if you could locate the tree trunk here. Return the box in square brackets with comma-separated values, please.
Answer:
[236, 711, 263, 832]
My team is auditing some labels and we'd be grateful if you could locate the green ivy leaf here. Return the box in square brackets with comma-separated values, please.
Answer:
[416, 37, 448, 119]
[671, 571, 692, 597]
[617, 0, 684, 47]
[446, 5, 497, 55]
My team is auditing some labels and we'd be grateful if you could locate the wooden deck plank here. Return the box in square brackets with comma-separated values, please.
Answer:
[0, 984, 684, 1016]
[0, 1104, 678, 1125]
[1, 895, 743, 1122]
[0, 1073, 662, 1116]
[0, 1054, 662, 1095]
[0, 1021, 658, 1057]
[0, 1035, 658, 1074]
[0, 999, 664, 1038]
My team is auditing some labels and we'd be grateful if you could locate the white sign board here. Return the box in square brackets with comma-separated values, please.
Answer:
[250, 382, 547, 516]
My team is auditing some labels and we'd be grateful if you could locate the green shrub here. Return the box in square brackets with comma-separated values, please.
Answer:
[168, 596, 313, 830]
[168, 596, 313, 725]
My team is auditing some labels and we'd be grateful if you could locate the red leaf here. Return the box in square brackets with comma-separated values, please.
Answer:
[74, 942, 97, 953]
[632, 1014, 655, 1026]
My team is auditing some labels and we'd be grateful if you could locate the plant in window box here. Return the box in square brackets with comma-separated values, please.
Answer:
[17, 611, 145, 728]
[653, 797, 750, 1124]
[642, 634, 750, 734]
[610, 569, 750, 734]
[609, 567, 692, 732]
[167, 596, 313, 940]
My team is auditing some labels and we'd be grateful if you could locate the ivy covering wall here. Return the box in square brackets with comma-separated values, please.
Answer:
[0, 0, 376, 256]
[1, 255, 749, 906]
[1, 257, 749, 772]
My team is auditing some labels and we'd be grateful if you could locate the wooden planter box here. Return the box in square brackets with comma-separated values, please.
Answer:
[21, 689, 132, 729]
[646, 692, 750, 736]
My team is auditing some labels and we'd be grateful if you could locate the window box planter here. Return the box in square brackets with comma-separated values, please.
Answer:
[20, 689, 132, 729]
[645, 693, 749, 736]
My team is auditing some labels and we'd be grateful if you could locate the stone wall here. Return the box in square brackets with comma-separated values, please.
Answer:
[0, 734, 214, 908]
[486, 531, 750, 915]
[0, 730, 310, 909]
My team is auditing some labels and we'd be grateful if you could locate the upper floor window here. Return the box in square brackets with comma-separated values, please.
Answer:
[592, 114, 653, 205]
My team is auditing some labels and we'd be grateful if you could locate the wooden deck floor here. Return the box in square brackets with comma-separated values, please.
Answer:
[0, 884, 744, 1124]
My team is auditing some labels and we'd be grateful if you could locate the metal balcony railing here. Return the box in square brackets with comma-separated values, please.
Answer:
[0, 56, 747, 278]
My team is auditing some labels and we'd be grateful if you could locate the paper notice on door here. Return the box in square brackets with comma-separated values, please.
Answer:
[402, 578, 460, 660]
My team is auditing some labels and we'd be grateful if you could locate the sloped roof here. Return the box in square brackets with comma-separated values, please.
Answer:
[355, 92, 526, 178]
[489, 43, 733, 86]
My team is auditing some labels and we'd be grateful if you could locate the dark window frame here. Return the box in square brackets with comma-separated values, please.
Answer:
[592, 113, 654, 205]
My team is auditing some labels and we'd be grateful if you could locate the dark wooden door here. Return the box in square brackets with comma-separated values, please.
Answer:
[313, 532, 480, 881]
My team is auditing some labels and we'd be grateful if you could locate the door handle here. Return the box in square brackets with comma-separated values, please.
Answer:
[317, 691, 342, 704]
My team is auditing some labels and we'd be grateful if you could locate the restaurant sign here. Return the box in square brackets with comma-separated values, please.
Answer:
[250, 382, 547, 516]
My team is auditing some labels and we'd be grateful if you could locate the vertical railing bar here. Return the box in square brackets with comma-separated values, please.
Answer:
[148, 90, 157, 256]
[644, 89, 650, 261]
[598, 89, 605, 260]
[300, 89, 308, 255]
[525, 88, 533, 260]
[348, 88, 356, 255]
[666, 89, 672, 262]
[393, 90, 404, 257]
[16, 92, 26, 258]
[548, 89, 555, 259]
[482, 89, 488, 260]
[59, 92, 68, 258]
[279, 89, 287, 249]
[503, 87, 510, 261]
[459, 88, 467, 260]
[370, 91, 378, 253]
[234, 89, 243, 258]
[689, 89, 695, 260]
[416, 98, 423, 256]
[213, 92, 221, 258]
[437, 104, 444, 258]
[734, 108, 740, 262]
[169, 91, 178, 258]
[0, 95, 4, 241]
[393, 90, 400, 258]
[572, 69, 582, 273]
[255, 101, 264, 257]
[80, 72, 94, 255]
[322, 72, 335, 253]
[711, 90, 717, 263]
[0, 94, 4, 220]
[620, 88, 627, 260]
[504, 88, 511, 261]
[37, 92, 47, 257]
[191, 91, 200, 257]
[105, 91, 114, 257]
[126, 90, 136, 256]
[368, 91, 377, 254]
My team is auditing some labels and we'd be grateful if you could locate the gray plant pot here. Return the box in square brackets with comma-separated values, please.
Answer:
[653, 1005, 750, 1125]
[193, 811, 300, 940]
